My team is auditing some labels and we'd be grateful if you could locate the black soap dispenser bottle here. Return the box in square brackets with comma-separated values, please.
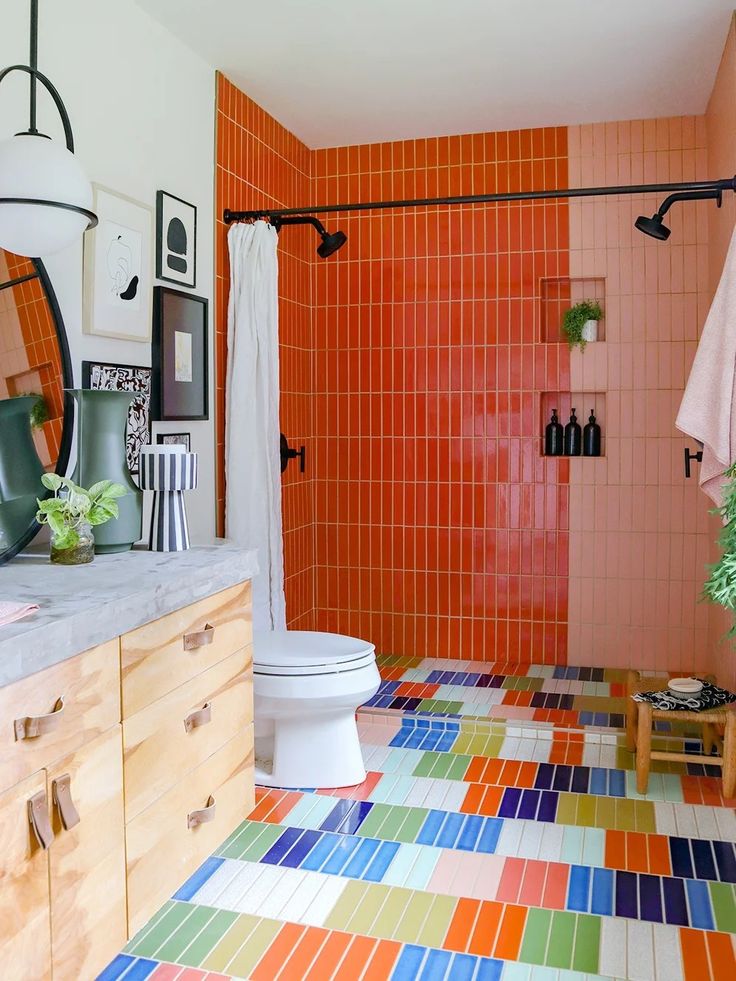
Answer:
[583, 409, 601, 456]
[544, 409, 564, 456]
[564, 408, 582, 456]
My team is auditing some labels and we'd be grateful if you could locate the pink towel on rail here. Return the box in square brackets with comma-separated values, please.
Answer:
[0, 601, 39, 626]
[676, 223, 736, 507]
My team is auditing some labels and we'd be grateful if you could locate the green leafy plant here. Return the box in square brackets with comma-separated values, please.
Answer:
[562, 300, 603, 351]
[703, 460, 736, 636]
[14, 392, 48, 429]
[35, 474, 126, 551]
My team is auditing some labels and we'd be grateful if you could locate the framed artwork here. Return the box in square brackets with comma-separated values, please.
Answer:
[157, 432, 191, 451]
[83, 186, 153, 342]
[152, 286, 208, 421]
[81, 360, 152, 476]
[156, 191, 197, 288]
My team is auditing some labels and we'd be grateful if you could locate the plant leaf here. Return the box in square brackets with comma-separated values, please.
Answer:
[41, 472, 62, 491]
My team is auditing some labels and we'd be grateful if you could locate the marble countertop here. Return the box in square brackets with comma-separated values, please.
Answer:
[0, 543, 259, 688]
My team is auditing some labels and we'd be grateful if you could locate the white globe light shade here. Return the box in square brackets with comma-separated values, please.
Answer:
[0, 134, 93, 256]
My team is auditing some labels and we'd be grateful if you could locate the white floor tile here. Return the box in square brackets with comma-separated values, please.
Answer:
[652, 923, 684, 981]
[299, 872, 350, 927]
[626, 920, 654, 980]
[598, 917, 628, 979]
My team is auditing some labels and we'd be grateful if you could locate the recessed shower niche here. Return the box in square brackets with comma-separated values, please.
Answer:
[539, 390, 606, 457]
[539, 276, 607, 343]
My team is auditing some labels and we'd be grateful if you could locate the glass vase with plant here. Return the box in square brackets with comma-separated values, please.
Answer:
[703, 460, 736, 635]
[562, 299, 603, 350]
[35, 474, 126, 565]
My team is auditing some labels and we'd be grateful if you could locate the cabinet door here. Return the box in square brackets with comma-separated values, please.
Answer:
[48, 727, 127, 981]
[0, 770, 52, 981]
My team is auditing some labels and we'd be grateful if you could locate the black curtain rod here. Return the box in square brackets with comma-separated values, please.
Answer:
[223, 176, 736, 223]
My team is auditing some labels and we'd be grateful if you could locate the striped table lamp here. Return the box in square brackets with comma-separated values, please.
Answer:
[139, 445, 198, 551]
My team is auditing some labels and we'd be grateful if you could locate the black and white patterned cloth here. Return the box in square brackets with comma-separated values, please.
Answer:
[633, 681, 736, 712]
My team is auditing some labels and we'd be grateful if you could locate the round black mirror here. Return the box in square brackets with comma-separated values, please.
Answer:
[0, 250, 72, 564]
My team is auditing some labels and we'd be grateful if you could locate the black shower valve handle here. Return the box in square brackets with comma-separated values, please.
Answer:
[280, 432, 305, 474]
[684, 446, 703, 479]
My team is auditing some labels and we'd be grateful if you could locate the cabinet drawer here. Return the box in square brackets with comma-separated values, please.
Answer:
[0, 640, 120, 794]
[123, 646, 253, 821]
[126, 726, 254, 934]
[0, 770, 52, 981]
[49, 727, 126, 981]
[121, 582, 252, 717]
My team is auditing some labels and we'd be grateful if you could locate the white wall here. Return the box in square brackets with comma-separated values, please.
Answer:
[0, 0, 216, 542]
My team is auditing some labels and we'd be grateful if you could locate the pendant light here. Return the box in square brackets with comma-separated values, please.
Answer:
[0, 0, 96, 257]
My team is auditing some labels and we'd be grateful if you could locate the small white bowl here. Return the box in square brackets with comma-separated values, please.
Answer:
[668, 678, 703, 696]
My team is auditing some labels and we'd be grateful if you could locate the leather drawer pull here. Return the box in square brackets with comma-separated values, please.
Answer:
[187, 795, 216, 829]
[52, 773, 80, 830]
[14, 696, 65, 741]
[183, 623, 215, 651]
[184, 702, 212, 733]
[28, 790, 54, 850]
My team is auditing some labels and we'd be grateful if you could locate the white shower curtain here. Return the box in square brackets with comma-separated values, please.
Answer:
[225, 220, 286, 631]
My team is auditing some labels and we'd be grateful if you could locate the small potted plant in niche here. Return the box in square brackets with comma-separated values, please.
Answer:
[562, 299, 603, 350]
[703, 460, 736, 635]
[35, 474, 126, 565]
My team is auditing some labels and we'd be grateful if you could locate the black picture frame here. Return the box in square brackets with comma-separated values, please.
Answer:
[152, 286, 209, 421]
[156, 432, 191, 451]
[81, 359, 152, 477]
[156, 190, 197, 288]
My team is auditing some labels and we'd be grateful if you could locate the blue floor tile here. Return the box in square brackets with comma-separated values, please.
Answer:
[172, 856, 224, 901]
[685, 878, 714, 930]
[391, 944, 427, 979]
[96, 954, 135, 981]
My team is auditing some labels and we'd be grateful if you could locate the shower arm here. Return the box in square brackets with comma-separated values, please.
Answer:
[223, 176, 736, 223]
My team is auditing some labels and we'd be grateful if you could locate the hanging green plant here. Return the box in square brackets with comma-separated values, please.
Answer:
[562, 300, 603, 350]
[703, 460, 736, 635]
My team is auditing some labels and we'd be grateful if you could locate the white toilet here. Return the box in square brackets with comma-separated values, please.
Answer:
[253, 631, 380, 789]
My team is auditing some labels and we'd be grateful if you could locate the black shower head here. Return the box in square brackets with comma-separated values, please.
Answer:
[270, 215, 347, 258]
[317, 228, 347, 258]
[635, 212, 671, 240]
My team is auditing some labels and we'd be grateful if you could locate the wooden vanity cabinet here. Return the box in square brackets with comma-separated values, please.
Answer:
[0, 577, 254, 979]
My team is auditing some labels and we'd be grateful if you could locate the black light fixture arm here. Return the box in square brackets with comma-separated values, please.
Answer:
[655, 187, 723, 219]
[224, 176, 736, 223]
[0, 63, 75, 151]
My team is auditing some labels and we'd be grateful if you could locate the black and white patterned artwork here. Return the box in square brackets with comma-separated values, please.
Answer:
[82, 360, 152, 476]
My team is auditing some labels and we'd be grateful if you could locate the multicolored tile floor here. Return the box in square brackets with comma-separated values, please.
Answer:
[99, 657, 736, 980]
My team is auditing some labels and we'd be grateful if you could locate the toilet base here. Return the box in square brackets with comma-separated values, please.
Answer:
[255, 710, 367, 789]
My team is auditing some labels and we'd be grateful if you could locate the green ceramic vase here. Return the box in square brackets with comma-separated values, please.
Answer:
[70, 389, 142, 553]
[0, 396, 45, 553]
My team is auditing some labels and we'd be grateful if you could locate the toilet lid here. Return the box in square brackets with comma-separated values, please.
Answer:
[253, 631, 376, 675]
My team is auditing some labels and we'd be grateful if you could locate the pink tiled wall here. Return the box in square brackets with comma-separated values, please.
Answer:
[566, 117, 714, 674]
[705, 14, 736, 689]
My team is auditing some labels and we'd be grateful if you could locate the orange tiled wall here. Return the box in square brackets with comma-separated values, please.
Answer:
[215, 75, 315, 628]
[565, 117, 713, 675]
[310, 132, 571, 661]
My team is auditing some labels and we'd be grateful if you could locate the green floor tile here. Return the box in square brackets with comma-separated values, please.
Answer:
[555, 794, 579, 826]
[347, 883, 391, 934]
[225, 822, 284, 861]
[356, 803, 393, 838]
[415, 894, 457, 947]
[376, 804, 411, 840]
[519, 907, 552, 965]
[372, 885, 414, 939]
[392, 889, 434, 943]
[709, 881, 736, 933]
[575, 795, 596, 828]
[227, 918, 281, 977]
[178, 908, 239, 967]
[394, 807, 429, 843]
[126, 901, 193, 957]
[545, 911, 575, 969]
[123, 901, 175, 953]
[571, 913, 600, 973]
[413, 751, 440, 777]
[427, 753, 454, 779]
[447, 754, 473, 780]
[202, 913, 261, 972]
[324, 880, 368, 930]
[156, 904, 217, 963]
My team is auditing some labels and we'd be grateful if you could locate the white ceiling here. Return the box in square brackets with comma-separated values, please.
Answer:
[136, 0, 734, 148]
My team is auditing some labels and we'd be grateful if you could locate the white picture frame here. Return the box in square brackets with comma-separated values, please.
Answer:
[83, 185, 153, 342]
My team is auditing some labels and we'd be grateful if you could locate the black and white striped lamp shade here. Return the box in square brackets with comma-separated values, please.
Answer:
[139, 448, 198, 552]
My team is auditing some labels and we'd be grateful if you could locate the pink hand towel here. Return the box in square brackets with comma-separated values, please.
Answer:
[0, 601, 39, 626]
[676, 223, 736, 507]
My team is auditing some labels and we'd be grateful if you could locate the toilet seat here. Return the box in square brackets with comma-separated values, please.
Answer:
[254, 630, 376, 677]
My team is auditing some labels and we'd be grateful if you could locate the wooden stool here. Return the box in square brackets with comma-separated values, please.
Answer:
[626, 670, 736, 797]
